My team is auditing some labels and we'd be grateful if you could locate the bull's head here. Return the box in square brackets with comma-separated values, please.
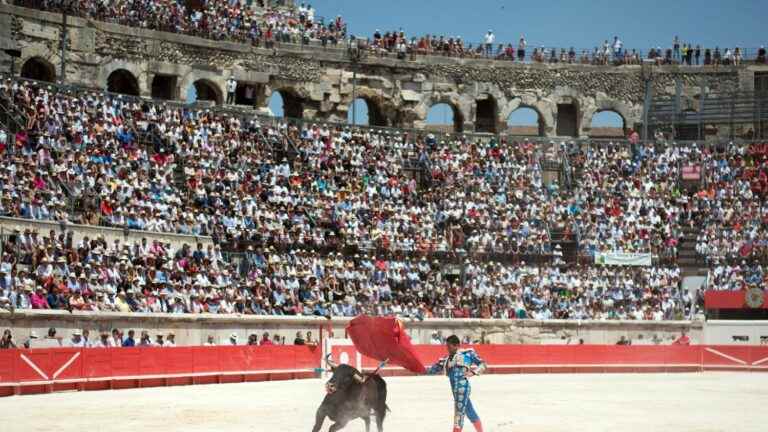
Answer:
[324, 355, 365, 394]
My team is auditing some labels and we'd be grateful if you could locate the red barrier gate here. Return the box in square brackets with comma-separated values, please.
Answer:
[3, 344, 767, 398]
[0, 345, 322, 397]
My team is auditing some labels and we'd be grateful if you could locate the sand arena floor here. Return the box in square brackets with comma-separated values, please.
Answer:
[2, 372, 766, 432]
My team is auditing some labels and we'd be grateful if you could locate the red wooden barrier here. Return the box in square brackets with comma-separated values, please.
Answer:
[0, 345, 322, 397]
[2, 344, 767, 398]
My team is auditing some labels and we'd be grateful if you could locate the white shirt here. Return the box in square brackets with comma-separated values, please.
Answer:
[484, 33, 495, 44]
[227, 79, 237, 93]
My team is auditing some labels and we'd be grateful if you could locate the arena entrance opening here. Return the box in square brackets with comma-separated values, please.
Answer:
[20, 57, 56, 82]
[192, 79, 223, 105]
[506, 106, 545, 136]
[235, 82, 262, 107]
[475, 97, 498, 133]
[426, 103, 464, 133]
[556, 103, 579, 137]
[151, 74, 178, 100]
[589, 110, 626, 138]
[107, 69, 140, 96]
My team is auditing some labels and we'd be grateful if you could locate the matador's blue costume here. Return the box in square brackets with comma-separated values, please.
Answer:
[427, 348, 487, 432]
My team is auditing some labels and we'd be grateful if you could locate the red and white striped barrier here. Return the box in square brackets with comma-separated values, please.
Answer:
[2, 344, 767, 397]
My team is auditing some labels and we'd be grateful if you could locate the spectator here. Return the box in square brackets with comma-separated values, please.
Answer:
[111, 329, 123, 347]
[45, 327, 62, 347]
[260, 332, 273, 346]
[430, 331, 443, 345]
[484, 30, 495, 57]
[95, 331, 113, 348]
[247, 333, 259, 345]
[229, 333, 239, 346]
[305, 331, 317, 346]
[139, 331, 153, 346]
[23, 331, 38, 349]
[294, 331, 305, 345]
[122, 330, 136, 347]
[616, 335, 631, 345]
[1, 329, 16, 349]
[166, 332, 176, 347]
[68, 330, 86, 347]
[672, 330, 690, 346]
[226, 76, 237, 105]
[154, 334, 165, 347]
[204, 335, 216, 346]
[613, 36, 623, 58]
[82, 329, 92, 348]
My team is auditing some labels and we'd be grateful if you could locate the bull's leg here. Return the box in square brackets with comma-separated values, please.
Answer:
[375, 411, 385, 432]
[362, 416, 371, 432]
[311, 407, 326, 432]
[328, 419, 349, 432]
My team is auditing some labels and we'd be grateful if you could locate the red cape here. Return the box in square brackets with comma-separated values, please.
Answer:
[346, 315, 426, 374]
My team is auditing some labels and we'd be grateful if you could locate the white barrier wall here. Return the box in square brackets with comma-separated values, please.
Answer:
[0, 310, 705, 347]
[704, 320, 768, 345]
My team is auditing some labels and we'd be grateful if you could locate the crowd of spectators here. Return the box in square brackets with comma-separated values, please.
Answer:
[0, 326, 319, 348]
[0, 78, 558, 258]
[13, 0, 347, 46]
[692, 143, 768, 265]
[0, 213, 690, 320]
[12, 1, 766, 67]
[0, 75, 763, 318]
[361, 29, 764, 67]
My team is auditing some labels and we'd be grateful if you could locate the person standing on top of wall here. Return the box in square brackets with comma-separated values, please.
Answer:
[483, 30, 495, 58]
[226, 76, 237, 105]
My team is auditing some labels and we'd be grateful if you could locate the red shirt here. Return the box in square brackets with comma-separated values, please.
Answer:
[672, 335, 690, 346]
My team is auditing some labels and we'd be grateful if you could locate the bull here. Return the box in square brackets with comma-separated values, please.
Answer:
[312, 355, 388, 432]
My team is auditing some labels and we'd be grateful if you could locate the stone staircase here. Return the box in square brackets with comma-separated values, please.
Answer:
[677, 225, 708, 278]
[549, 228, 579, 264]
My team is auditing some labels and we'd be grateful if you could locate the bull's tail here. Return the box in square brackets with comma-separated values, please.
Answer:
[372, 374, 388, 429]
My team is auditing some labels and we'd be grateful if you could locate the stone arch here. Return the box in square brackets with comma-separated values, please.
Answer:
[268, 88, 305, 119]
[500, 97, 553, 136]
[475, 95, 499, 133]
[414, 92, 472, 132]
[192, 79, 223, 105]
[341, 87, 396, 126]
[106, 69, 140, 96]
[581, 99, 635, 137]
[347, 97, 389, 126]
[99, 60, 147, 96]
[506, 105, 546, 136]
[588, 110, 626, 138]
[179, 71, 226, 105]
[426, 102, 465, 133]
[20, 56, 56, 82]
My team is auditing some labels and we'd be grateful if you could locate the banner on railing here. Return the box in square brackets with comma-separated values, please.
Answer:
[595, 252, 652, 266]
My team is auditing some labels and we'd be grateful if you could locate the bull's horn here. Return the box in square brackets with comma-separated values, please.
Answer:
[325, 354, 338, 370]
[353, 373, 366, 383]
